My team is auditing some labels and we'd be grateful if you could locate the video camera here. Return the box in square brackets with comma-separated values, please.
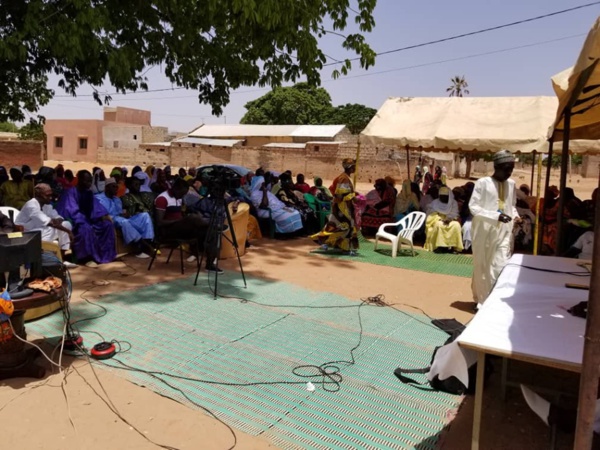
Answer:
[200, 165, 242, 195]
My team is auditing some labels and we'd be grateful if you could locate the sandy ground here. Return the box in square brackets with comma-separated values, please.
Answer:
[0, 160, 589, 449]
[1, 236, 580, 450]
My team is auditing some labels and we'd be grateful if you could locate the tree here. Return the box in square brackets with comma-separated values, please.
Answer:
[241, 83, 333, 125]
[326, 103, 377, 134]
[0, 122, 19, 133]
[0, 1, 376, 122]
[19, 119, 46, 142]
[446, 75, 470, 97]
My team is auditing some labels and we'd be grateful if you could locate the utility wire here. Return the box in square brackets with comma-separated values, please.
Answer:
[323, 1, 600, 66]
[52, 2, 599, 99]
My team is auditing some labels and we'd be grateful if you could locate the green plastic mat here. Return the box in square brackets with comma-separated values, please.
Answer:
[29, 275, 462, 450]
[311, 235, 473, 278]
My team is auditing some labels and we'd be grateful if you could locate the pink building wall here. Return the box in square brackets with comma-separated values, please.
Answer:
[103, 107, 151, 125]
[44, 120, 104, 163]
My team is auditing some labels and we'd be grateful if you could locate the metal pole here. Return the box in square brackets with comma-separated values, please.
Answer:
[555, 109, 571, 256]
[530, 151, 536, 195]
[406, 146, 411, 182]
[537, 141, 554, 253]
[573, 191, 600, 450]
[354, 138, 361, 186]
[533, 154, 543, 256]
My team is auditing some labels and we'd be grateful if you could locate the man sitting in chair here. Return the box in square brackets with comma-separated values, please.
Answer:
[96, 177, 154, 259]
[16, 183, 75, 264]
[424, 186, 464, 253]
[154, 178, 221, 273]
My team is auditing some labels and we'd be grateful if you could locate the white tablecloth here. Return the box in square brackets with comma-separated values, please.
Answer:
[457, 254, 590, 369]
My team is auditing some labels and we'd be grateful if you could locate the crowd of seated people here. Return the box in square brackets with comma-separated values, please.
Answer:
[0, 163, 335, 266]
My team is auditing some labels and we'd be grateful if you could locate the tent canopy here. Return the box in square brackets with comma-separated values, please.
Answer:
[551, 17, 600, 141]
[361, 96, 600, 154]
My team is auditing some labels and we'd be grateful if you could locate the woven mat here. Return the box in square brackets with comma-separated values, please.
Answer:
[29, 275, 463, 449]
[311, 235, 473, 278]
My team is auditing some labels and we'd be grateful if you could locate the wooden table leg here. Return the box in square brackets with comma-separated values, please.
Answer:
[472, 351, 486, 450]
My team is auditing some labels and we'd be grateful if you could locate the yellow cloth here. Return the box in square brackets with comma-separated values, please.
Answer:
[0, 180, 33, 209]
[424, 212, 464, 252]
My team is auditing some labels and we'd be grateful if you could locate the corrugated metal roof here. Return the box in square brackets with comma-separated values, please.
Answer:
[173, 137, 243, 147]
[188, 124, 346, 138]
[144, 142, 172, 146]
[262, 142, 306, 149]
[289, 125, 346, 137]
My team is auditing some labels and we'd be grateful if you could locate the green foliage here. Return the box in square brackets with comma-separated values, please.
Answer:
[19, 119, 46, 141]
[571, 154, 583, 166]
[0, 0, 377, 122]
[0, 122, 19, 132]
[326, 103, 377, 134]
[446, 75, 470, 97]
[241, 83, 333, 125]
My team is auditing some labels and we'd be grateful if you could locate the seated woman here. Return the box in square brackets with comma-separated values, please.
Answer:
[424, 186, 463, 253]
[393, 179, 420, 223]
[361, 178, 396, 235]
[274, 174, 318, 234]
[249, 176, 303, 236]
[309, 177, 333, 202]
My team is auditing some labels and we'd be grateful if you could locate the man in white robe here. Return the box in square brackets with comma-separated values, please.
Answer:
[469, 150, 520, 304]
[16, 183, 75, 262]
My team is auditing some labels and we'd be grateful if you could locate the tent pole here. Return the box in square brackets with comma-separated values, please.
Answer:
[354, 137, 361, 186]
[530, 151, 536, 195]
[406, 146, 411, 182]
[537, 141, 554, 253]
[555, 109, 571, 256]
[573, 192, 600, 450]
[533, 154, 543, 256]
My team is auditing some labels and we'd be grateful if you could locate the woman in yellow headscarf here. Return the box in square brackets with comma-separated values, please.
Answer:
[311, 159, 359, 255]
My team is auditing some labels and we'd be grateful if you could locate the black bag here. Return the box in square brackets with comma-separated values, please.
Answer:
[394, 319, 492, 395]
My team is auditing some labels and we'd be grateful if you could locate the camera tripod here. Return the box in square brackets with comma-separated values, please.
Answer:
[193, 190, 247, 298]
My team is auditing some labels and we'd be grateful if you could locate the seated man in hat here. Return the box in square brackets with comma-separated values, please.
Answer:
[0, 166, 34, 209]
[96, 177, 154, 258]
[469, 149, 520, 305]
[16, 183, 75, 264]
[56, 170, 116, 266]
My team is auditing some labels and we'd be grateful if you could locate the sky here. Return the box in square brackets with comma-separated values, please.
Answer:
[36, 0, 600, 133]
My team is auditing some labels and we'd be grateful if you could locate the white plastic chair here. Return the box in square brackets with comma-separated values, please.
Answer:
[0, 206, 20, 222]
[374, 211, 426, 257]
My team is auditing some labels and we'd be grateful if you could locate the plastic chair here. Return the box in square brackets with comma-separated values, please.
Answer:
[0, 206, 20, 222]
[304, 193, 330, 229]
[374, 211, 426, 257]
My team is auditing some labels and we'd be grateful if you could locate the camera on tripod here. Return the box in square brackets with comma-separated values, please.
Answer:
[200, 165, 242, 195]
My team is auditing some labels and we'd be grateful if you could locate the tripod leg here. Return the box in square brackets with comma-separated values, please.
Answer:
[225, 206, 247, 288]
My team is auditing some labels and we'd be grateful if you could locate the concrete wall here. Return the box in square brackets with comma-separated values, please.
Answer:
[582, 155, 600, 179]
[0, 140, 44, 169]
[103, 125, 143, 149]
[44, 119, 103, 163]
[103, 107, 151, 125]
[141, 126, 169, 143]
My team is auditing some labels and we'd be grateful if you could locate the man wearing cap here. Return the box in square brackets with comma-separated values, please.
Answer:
[16, 183, 76, 264]
[96, 178, 154, 258]
[469, 149, 520, 304]
[0, 167, 34, 209]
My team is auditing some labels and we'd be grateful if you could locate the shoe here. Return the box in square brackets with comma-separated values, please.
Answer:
[85, 261, 98, 268]
[320, 244, 329, 251]
[348, 250, 358, 257]
[186, 255, 197, 262]
[206, 266, 224, 274]
[135, 252, 150, 259]
[63, 261, 78, 268]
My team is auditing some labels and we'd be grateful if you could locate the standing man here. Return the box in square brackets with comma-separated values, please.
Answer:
[469, 149, 520, 305]
[16, 183, 75, 264]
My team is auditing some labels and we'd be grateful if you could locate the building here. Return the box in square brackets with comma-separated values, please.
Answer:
[44, 107, 167, 163]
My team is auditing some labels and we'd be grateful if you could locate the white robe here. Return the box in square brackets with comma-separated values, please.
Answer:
[469, 177, 518, 303]
[16, 199, 73, 250]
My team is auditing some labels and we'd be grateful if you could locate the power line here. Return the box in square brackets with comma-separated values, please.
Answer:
[53, 2, 598, 99]
[323, 1, 600, 66]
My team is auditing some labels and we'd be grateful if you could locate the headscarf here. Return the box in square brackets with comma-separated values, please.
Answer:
[342, 158, 356, 169]
[493, 149, 515, 166]
[110, 168, 122, 178]
[423, 166, 429, 174]
[145, 165, 155, 181]
[92, 169, 105, 194]
[427, 186, 459, 219]
[394, 179, 419, 215]
[250, 175, 265, 193]
[134, 171, 152, 192]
